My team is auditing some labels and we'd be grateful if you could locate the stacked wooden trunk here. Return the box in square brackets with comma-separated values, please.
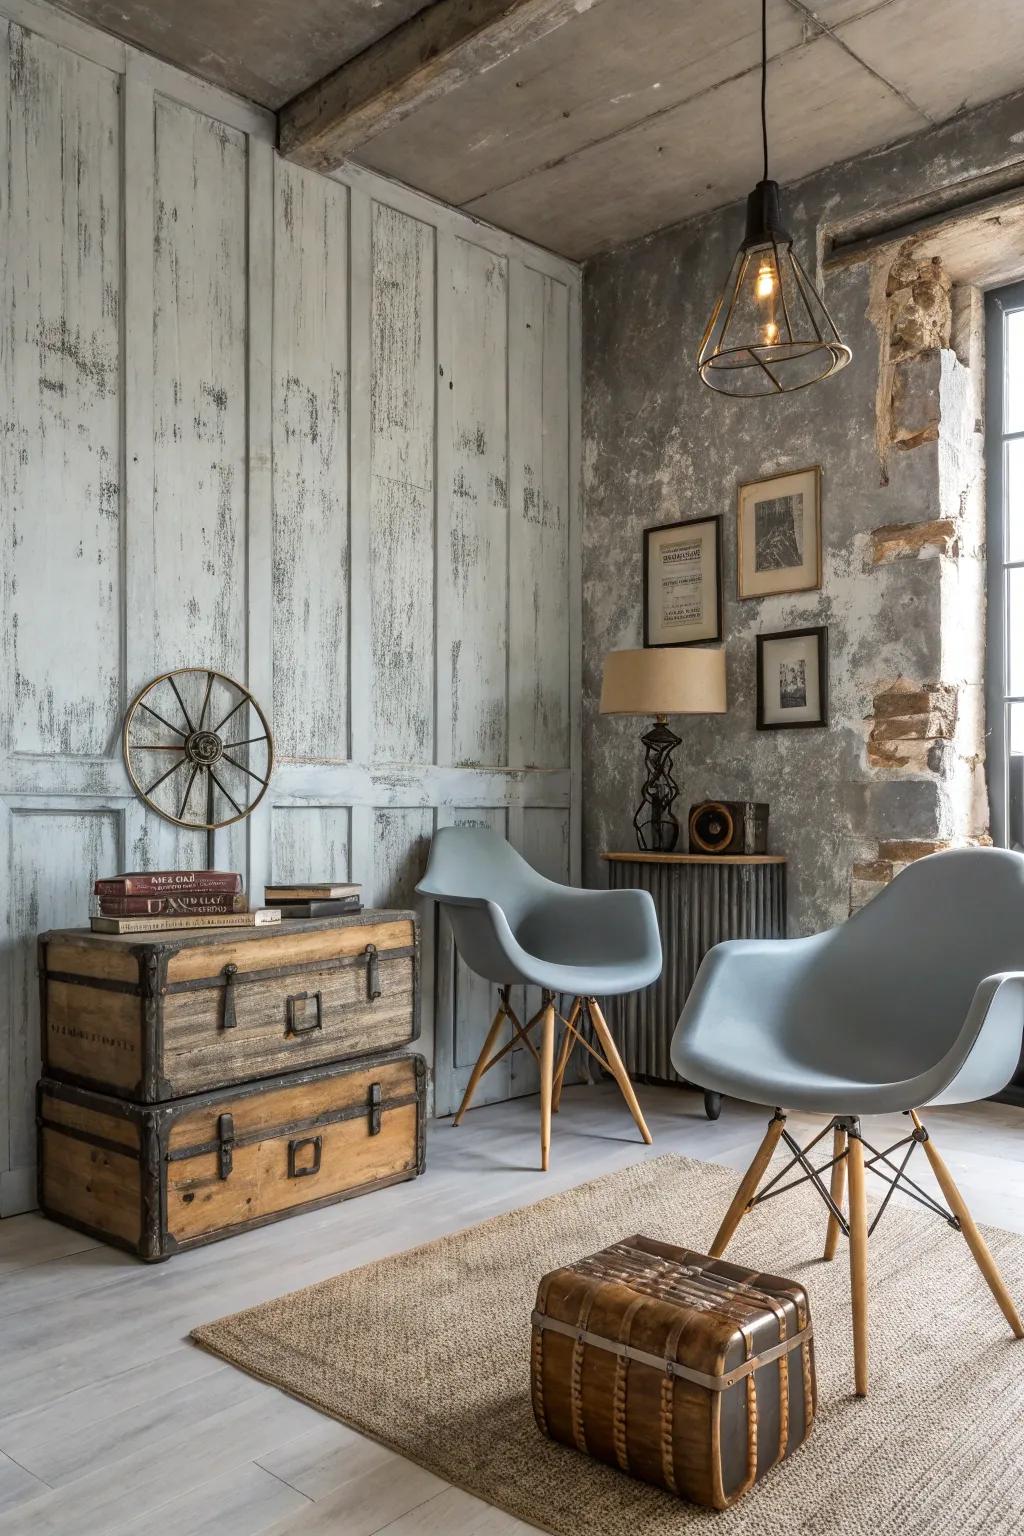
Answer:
[36, 911, 425, 1260]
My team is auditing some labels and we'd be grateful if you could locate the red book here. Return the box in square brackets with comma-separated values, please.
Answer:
[95, 893, 248, 916]
[94, 870, 243, 897]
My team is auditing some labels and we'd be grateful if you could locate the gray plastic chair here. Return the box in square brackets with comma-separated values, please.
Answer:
[416, 826, 663, 1169]
[671, 846, 1024, 1396]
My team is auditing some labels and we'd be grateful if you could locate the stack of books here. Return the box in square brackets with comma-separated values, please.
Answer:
[264, 881, 363, 918]
[91, 871, 281, 934]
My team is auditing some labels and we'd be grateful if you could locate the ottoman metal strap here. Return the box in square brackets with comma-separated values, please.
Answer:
[530, 1310, 813, 1392]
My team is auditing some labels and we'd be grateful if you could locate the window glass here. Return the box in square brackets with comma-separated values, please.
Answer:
[1008, 567, 1024, 698]
[1007, 309, 1024, 434]
[1007, 438, 1024, 563]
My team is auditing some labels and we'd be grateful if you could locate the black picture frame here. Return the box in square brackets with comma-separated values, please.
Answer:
[756, 625, 829, 730]
[642, 514, 724, 648]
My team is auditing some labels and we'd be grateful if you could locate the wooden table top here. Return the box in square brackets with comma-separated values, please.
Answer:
[603, 851, 786, 865]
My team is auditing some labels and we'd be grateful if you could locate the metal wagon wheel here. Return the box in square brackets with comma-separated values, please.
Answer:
[123, 667, 274, 830]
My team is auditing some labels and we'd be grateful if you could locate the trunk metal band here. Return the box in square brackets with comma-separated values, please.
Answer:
[165, 1089, 419, 1161]
[530, 1310, 813, 1391]
[41, 944, 416, 997]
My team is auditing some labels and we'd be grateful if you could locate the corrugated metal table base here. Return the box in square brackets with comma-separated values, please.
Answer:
[602, 854, 787, 1118]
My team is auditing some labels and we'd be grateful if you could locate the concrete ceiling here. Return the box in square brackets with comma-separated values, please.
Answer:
[51, 0, 436, 107]
[54, 0, 1024, 259]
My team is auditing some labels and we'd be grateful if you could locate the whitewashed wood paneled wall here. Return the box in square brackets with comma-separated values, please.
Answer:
[0, 0, 581, 1215]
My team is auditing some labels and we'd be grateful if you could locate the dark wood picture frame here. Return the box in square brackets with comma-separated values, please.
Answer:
[642, 514, 724, 648]
[756, 625, 829, 730]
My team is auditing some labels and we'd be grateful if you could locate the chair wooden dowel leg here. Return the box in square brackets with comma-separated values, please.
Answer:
[847, 1129, 869, 1397]
[551, 998, 581, 1114]
[823, 1123, 848, 1262]
[586, 998, 653, 1145]
[539, 1001, 556, 1172]
[452, 998, 507, 1127]
[709, 1112, 785, 1259]
[911, 1111, 1024, 1339]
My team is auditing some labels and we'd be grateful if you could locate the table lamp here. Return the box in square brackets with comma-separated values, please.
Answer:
[600, 647, 727, 852]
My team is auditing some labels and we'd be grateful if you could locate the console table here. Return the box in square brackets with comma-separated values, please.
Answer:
[602, 853, 787, 1119]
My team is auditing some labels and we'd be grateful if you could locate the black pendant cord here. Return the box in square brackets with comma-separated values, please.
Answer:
[760, 0, 769, 182]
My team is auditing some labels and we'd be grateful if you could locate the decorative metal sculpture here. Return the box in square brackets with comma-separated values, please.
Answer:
[123, 668, 273, 830]
[632, 718, 683, 853]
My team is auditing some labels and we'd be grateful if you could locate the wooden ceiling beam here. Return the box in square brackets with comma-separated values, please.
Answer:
[278, 0, 608, 173]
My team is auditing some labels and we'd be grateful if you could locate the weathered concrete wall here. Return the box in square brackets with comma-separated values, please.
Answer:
[581, 93, 1019, 933]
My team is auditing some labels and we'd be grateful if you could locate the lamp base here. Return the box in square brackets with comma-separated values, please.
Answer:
[633, 717, 682, 852]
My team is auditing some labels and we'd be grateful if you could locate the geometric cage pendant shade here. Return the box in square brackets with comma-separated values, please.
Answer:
[697, 178, 852, 398]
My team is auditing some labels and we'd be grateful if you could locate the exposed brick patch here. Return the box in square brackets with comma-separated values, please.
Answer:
[867, 738, 947, 772]
[876, 838, 950, 862]
[851, 859, 894, 882]
[886, 251, 951, 361]
[872, 683, 958, 721]
[866, 682, 957, 773]
[871, 518, 958, 564]
[849, 837, 953, 914]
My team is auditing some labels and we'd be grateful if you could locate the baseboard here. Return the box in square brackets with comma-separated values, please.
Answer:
[0, 1164, 37, 1217]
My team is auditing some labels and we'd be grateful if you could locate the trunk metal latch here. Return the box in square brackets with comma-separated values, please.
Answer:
[364, 944, 382, 1001]
[220, 964, 239, 1029]
[217, 1112, 235, 1179]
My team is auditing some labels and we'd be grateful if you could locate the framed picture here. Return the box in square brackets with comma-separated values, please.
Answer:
[643, 515, 723, 647]
[757, 626, 829, 730]
[737, 465, 822, 600]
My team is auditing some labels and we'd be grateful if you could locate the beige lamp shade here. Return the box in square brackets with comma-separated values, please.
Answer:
[600, 646, 727, 717]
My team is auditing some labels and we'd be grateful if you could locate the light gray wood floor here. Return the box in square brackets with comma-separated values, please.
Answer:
[1, 1085, 1022, 1535]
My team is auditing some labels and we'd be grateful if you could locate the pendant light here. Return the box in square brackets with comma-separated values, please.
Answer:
[697, 0, 851, 396]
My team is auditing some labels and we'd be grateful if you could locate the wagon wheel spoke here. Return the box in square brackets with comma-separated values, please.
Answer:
[208, 767, 245, 819]
[197, 669, 215, 731]
[211, 694, 248, 736]
[139, 701, 186, 738]
[132, 744, 186, 751]
[222, 750, 269, 788]
[178, 763, 201, 822]
[145, 757, 188, 797]
[220, 735, 268, 749]
[167, 675, 195, 734]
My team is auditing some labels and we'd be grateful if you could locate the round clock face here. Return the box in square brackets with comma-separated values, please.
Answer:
[689, 802, 735, 854]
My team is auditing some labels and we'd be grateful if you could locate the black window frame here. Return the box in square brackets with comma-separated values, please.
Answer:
[985, 280, 1024, 850]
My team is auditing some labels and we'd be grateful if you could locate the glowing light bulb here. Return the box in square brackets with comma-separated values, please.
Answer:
[763, 321, 779, 345]
[755, 262, 776, 300]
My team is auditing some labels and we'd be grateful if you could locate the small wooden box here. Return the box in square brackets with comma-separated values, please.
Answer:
[531, 1235, 815, 1510]
[38, 1053, 425, 1261]
[38, 911, 419, 1102]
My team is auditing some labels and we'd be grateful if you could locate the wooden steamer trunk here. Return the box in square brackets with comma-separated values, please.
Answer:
[38, 1054, 425, 1260]
[38, 912, 419, 1100]
[531, 1235, 815, 1510]
[37, 911, 426, 1260]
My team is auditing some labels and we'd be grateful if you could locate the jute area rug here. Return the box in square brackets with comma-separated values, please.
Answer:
[192, 1153, 1024, 1535]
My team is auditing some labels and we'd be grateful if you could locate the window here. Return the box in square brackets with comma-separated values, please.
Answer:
[986, 282, 1024, 849]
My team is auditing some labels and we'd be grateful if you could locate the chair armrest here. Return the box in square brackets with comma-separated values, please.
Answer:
[923, 971, 1024, 1106]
